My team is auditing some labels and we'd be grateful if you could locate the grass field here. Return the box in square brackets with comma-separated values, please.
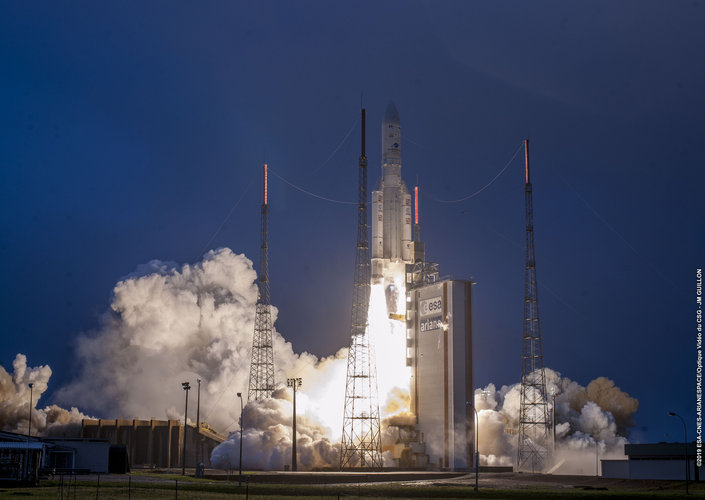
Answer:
[0, 473, 699, 499]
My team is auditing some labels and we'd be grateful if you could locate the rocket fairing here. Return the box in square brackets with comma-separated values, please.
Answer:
[372, 102, 412, 281]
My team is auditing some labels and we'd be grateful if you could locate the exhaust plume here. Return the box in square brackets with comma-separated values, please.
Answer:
[474, 368, 638, 473]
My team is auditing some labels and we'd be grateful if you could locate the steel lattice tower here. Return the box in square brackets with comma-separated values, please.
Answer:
[248, 164, 275, 402]
[517, 139, 551, 472]
[340, 109, 383, 469]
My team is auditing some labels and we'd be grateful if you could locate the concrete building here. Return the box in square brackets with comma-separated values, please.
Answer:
[43, 438, 110, 473]
[382, 277, 475, 470]
[601, 442, 701, 480]
[80, 418, 224, 469]
[0, 431, 111, 481]
[406, 279, 474, 470]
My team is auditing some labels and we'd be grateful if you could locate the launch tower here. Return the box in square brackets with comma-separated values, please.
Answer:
[340, 109, 383, 469]
[248, 164, 275, 402]
[517, 140, 550, 471]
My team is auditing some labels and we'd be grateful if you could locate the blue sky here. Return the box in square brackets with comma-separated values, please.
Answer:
[1, 1, 702, 444]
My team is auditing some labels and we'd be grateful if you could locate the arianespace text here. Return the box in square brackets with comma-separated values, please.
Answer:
[697, 268, 702, 467]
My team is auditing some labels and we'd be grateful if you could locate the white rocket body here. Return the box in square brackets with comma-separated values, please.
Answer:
[372, 102, 412, 287]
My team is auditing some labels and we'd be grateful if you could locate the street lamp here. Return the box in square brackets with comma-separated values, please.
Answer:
[595, 440, 599, 477]
[25, 383, 34, 481]
[196, 378, 201, 466]
[181, 382, 191, 476]
[668, 411, 689, 494]
[287, 378, 302, 472]
[27, 383, 34, 439]
[550, 388, 556, 453]
[236, 392, 243, 487]
[465, 401, 479, 491]
[196, 379, 201, 431]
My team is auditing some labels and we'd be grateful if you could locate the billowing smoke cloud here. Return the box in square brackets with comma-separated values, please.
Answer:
[51, 248, 347, 440]
[54, 248, 259, 428]
[474, 368, 638, 473]
[0, 248, 358, 469]
[0, 353, 90, 436]
[1, 248, 639, 475]
[211, 388, 340, 470]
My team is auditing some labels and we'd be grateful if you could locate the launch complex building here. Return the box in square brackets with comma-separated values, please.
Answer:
[373, 102, 473, 469]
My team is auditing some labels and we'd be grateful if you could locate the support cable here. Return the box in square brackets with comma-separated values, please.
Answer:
[428, 143, 523, 203]
[311, 118, 359, 175]
[553, 170, 677, 291]
[194, 178, 254, 261]
[268, 168, 356, 205]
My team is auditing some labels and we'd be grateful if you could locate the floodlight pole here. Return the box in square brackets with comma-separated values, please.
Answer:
[668, 411, 689, 494]
[25, 383, 34, 481]
[552, 391, 557, 453]
[595, 440, 599, 477]
[182, 382, 191, 475]
[196, 378, 201, 465]
[237, 392, 244, 486]
[196, 379, 201, 430]
[287, 378, 302, 472]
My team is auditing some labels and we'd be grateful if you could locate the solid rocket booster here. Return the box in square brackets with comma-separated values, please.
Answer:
[372, 102, 412, 279]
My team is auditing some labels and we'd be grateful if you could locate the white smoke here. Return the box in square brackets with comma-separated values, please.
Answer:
[0, 353, 90, 436]
[0, 248, 360, 469]
[210, 388, 340, 470]
[49, 248, 347, 442]
[54, 248, 259, 428]
[31, 247, 345, 469]
[1, 249, 639, 474]
[474, 368, 638, 474]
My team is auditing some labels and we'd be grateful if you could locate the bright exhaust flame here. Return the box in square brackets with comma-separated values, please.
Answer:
[367, 275, 412, 417]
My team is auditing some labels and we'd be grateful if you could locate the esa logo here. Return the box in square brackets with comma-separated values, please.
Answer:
[420, 297, 442, 316]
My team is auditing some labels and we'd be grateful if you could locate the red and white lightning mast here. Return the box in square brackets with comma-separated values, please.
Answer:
[248, 164, 275, 402]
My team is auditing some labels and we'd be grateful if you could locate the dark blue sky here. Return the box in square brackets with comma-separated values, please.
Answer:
[1, 1, 702, 444]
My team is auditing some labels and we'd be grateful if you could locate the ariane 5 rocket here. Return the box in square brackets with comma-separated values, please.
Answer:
[371, 101, 413, 283]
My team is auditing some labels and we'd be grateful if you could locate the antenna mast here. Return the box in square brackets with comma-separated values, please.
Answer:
[248, 164, 275, 402]
[413, 185, 420, 242]
[517, 140, 550, 471]
[340, 109, 383, 469]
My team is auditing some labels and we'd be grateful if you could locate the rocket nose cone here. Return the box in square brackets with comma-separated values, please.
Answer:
[383, 101, 400, 125]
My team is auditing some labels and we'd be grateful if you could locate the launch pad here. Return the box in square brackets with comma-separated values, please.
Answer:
[346, 102, 474, 471]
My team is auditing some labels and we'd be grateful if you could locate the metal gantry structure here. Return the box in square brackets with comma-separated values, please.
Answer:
[517, 139, 551, 472]
[340, 109, 383, 469]
[248, 164, 275, 402]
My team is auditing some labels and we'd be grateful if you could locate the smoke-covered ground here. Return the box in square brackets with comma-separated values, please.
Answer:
[1, 248, 638, 473]
[210, 388, 341, 470]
